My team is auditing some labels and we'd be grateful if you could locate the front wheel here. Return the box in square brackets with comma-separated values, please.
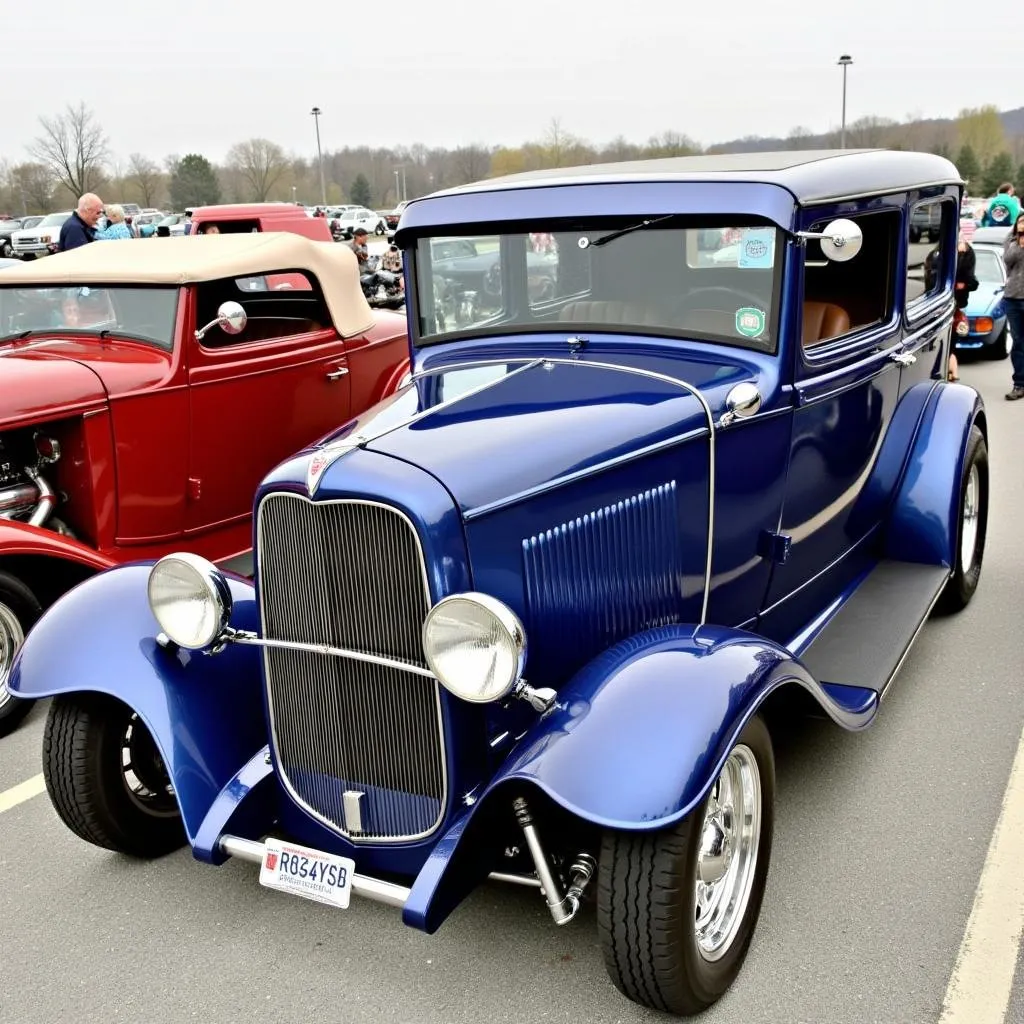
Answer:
[43, 693, 186, 857]
[375, 221, 386, 235]
[0, 572, 42, 738]
[937, 425, 988, 613]
[597, 715, 775, 1016]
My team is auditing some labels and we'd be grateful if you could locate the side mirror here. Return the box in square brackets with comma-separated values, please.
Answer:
[195, 300, 247, 342]
[718, 381, 762, 427]
[796, 218, 863, 262]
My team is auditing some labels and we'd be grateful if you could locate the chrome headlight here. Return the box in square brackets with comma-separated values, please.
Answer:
[147, 552, 232, 650]
[422, 593, 526, 703]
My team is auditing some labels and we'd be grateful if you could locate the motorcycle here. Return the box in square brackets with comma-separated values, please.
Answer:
[359, 254, 405, 310]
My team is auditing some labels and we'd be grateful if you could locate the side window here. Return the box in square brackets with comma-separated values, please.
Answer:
[195, 271, 329, 347]
[802, 210, 899, 350]
[906, 199, 956, 310]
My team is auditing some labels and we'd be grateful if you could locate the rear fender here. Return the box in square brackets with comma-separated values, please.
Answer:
[884, 381, 986, 567]
[0, 518, 116, 573]
[8, 563, 268, 846]
[403, 624, 876, 932]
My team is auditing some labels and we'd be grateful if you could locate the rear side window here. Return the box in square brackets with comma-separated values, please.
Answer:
[906, 199, 957, 311]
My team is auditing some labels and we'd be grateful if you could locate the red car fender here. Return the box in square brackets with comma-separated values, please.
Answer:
[0, 518, 118, 574]
[380, 357, 412, 399]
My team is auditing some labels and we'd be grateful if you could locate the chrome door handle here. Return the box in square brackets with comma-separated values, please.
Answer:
[326, 367, 349, 380]
[890, 351, 916, 366]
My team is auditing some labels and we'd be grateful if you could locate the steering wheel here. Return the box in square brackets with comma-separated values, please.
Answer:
[682, 286, 768, 312]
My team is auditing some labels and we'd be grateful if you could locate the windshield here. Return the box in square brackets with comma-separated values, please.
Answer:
[974, 248, 1004, 284]
[0, 286, 179, 349]
[413, 220, 782, 352]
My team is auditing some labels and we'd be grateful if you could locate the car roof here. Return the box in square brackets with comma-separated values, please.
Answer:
[0, 233, 375, 338]
[428, 149, 962, 205]
[972, 227, 1010, 244]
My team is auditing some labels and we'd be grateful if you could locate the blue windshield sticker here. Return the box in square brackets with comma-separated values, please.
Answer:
[737, 229, 775, 269]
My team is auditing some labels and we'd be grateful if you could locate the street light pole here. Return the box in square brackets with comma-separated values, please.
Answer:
[311, 106, 326, 206]
[837, 54, 853, 149]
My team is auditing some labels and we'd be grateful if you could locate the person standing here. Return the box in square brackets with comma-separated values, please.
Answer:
[95, 204, 133, 240]
[983, 183, 1020, 229]
[1002, 212, 1024, 400]
[57, 193, 103, 251]
[948, 231, 979, 382]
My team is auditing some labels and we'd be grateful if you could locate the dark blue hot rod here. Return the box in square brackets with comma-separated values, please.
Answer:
[11, 150, 987, 1016]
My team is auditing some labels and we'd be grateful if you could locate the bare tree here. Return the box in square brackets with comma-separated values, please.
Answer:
[28, 102, 108, 198]
[12, 163, 57, 212]
[452, 145, 491, 183]
[225, 138, 289, 201]
[129, 153, 163, 206]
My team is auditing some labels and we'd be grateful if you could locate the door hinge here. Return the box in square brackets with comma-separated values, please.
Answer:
[188, 477, 201, 501]
[758, 530, 791, 564]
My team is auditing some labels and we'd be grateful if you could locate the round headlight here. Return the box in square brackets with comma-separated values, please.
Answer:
[147, 552, 232, 650]
[422, 593, 526, 703]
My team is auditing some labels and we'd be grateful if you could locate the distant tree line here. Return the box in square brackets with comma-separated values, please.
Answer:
[3, 102, 1024, 217]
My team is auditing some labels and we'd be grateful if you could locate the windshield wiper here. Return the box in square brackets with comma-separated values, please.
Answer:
[588, 215, 676, 248]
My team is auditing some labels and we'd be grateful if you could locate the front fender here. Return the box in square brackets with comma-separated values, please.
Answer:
[403, 624, 875, 933]
[9, 563, 268, 846]
[884, 381, 986, 567]
[0, 518, 117, 571]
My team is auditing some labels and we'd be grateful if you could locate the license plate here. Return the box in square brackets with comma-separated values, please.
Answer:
[258, 838, 355, 909]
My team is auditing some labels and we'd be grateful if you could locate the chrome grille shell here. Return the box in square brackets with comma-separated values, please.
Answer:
[255, 492, 447, 843]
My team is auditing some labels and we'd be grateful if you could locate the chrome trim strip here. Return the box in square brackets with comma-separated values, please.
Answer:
[255, 494, 448, 844]
[407, 355, 717, 625]
[218, 836, 412, 908]
[233, 633, 436, 679]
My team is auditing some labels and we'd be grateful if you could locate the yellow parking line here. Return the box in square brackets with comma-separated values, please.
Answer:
[940, 724, 1024, 1023]
[0, 773, 46, 814]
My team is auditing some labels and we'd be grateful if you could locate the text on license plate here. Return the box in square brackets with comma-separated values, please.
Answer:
[258, 838, 355, 909]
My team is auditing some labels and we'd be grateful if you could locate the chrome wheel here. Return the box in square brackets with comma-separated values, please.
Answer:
[0, 601, 25, 708]
[694, 744, 762, 961]
[121, 714, 178, 816]
[961, 463, 980, 573]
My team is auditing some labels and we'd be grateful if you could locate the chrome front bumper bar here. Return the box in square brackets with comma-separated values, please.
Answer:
[218, 835, 542, 910]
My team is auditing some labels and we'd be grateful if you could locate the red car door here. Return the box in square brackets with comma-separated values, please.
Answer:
[184, 281, 352, 535]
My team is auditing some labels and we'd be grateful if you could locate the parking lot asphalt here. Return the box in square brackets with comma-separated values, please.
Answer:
[2, 352, 1023, 1024]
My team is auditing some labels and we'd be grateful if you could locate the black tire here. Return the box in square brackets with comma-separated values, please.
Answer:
[375, 221, 386, 235]
[983, 325, 1010, 360]
[910, 228, 922, 243]
[597, 715, 775, 1016]
[0, 572, 42, 738]
[0, 240, 12, 258]
[43, 692, 186, 857]
[937, 425, 988, 613]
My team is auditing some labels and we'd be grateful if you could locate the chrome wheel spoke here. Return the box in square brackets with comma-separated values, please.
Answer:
[694, 744, 762, 962]
[0, 603, 26, 707]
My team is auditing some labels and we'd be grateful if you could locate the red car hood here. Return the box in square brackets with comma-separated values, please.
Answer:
[0, 348, 108, 431]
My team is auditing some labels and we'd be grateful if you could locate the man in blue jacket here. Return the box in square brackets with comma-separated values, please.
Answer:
[57, 193, 104, 251]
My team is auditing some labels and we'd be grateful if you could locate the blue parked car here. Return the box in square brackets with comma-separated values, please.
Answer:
[11, 150, 988, 1017]
[954, 226, 1011, 360]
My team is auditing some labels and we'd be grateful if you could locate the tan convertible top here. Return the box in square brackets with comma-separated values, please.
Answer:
[0, 233, 376, 338]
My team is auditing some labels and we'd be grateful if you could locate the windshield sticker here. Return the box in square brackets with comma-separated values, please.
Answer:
[735, 307, 766, 339]
[737, 229, 775, 269]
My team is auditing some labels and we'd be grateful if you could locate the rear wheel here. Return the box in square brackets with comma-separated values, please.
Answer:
[937, 425, 988, 613]
[0, 572, 41, 737]
[597, 715, 775, 1016]
[43, 692, 185, 857]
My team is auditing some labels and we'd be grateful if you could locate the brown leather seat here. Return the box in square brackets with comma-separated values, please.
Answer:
[803, 301, 850, 346]
[559, 300, 664, 326]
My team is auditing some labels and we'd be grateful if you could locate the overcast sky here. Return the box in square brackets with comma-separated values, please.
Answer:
[7, 0, 1016, 167]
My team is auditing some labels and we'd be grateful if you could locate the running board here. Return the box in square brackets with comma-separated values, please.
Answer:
[797, 560, 950, 695]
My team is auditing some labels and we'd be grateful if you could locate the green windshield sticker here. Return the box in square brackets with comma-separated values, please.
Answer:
[735, 307, 766, 339]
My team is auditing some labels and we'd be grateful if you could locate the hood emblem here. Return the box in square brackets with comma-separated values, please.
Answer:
[306, 436, 366, 495]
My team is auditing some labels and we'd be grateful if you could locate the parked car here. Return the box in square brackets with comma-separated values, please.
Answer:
[910, 201, 943, 243]
[189, 202, 333, 241]
[331, 205, 388, 238]
[154, 213, 186, 236]
[0, 218, 26, 258]
[10, 212, 69, 259]
[955, 226, 1011, 359]
[131, 212, 166, 238]
[385, 199, 410, 236]
[11, 151, 987, 1017]
[0, 232, 410, 735]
